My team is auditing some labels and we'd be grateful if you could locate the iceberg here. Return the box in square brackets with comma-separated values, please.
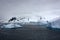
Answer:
[1, 23, 22, 28]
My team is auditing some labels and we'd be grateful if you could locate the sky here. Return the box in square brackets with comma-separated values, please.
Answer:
[0, 0, 60, 22]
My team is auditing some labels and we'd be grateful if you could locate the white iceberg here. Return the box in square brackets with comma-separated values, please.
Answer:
[1, 23, 22, 28]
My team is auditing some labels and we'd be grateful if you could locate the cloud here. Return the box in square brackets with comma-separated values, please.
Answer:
[0, 0, 60, 22]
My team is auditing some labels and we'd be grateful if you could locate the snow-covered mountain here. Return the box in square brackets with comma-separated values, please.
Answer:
[0, 16, 49, 28]
[1, 16, 60, 29]
[7, 16, 47, 23]
[16, 16, 48, 25]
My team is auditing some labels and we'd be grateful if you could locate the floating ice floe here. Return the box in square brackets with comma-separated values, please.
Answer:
[1, 23, 22, 28]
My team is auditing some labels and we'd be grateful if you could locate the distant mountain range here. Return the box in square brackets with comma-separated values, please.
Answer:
[0, 16, 60, 29]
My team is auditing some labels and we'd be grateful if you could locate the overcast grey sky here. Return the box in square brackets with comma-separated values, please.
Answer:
[0, 0, 60, 22]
